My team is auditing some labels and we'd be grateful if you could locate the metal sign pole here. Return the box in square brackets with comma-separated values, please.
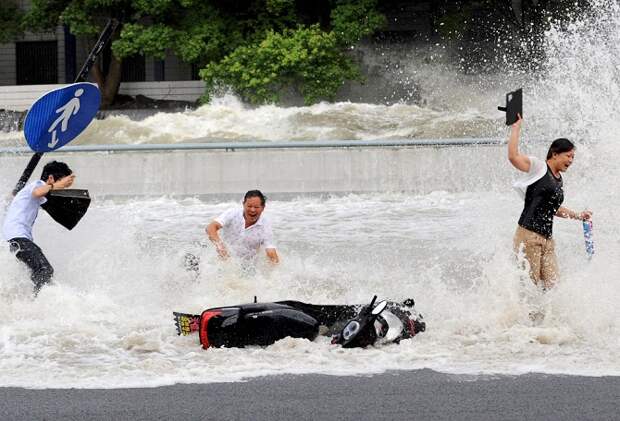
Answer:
[11, 19, 118, 196]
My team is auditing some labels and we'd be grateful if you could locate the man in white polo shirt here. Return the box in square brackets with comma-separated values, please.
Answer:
[206, 190, 279, 266]
[3, 161, 75, 294]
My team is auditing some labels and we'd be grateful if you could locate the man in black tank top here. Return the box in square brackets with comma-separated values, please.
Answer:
[507, 115, 592, 290]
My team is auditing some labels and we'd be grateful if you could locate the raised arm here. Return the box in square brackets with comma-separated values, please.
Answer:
[32, 174, 75, 198]
[507, 115, 531, 173]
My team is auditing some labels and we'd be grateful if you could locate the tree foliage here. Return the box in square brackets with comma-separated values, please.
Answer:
[0, 1, 24, 43]
[330, 0, 385, 46]
[5, 0, 385, 105]
[200, 25, 360, 104]
[200, 0, 386, 104]
[4, 0, 596, 103]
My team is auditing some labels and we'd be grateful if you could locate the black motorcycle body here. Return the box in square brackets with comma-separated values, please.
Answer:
[174, 297, 425, 349]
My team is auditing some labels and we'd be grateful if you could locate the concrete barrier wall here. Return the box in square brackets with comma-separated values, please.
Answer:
[0, 145, 510, 198]
[0, 81, 205, 111]
[0, 84, 64, 111]
[116, 81, 204, 103]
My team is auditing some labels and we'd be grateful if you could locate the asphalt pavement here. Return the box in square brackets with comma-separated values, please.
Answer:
[2, 369, 619, 420]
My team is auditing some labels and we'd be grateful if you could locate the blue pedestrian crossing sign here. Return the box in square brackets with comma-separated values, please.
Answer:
[24, 82, 101, 152]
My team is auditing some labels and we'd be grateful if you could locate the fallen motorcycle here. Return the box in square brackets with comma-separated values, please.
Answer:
[173, 296, 425, 349]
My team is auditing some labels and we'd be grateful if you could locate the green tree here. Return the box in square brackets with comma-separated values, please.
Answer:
[16, 0, 245, 106]
[201, 26, 360, 104]
[202, 0, 386, 104]
[0, 1, 24, 43]
[7, 0, 385, 106]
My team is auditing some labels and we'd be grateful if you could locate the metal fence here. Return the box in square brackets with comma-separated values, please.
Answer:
[0, 138, 504, 155]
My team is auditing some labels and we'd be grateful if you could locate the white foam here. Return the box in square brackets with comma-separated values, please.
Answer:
[0, 186, 619, 388]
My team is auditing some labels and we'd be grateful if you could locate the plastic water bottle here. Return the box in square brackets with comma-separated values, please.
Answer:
[582, 219, 594, 259]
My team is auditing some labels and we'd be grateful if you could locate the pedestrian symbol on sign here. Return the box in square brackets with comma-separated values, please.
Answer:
[48, 88, 84, 148]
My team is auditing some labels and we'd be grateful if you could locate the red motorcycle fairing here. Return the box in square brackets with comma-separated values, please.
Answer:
[199, 310, 223, 349]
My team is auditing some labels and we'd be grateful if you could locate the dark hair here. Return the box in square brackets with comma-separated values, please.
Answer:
[546, 138, 575, 159]
[41, 161, 72, 181]
[243, 190, 266, 206]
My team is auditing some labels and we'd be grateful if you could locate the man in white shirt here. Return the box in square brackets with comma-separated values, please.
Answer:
[206, 190, 279, 265]
[3, 161, 75, 294]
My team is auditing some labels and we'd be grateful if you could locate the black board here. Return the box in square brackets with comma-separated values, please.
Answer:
[498, 88, 522, 126]
[41, 189, 91, 230]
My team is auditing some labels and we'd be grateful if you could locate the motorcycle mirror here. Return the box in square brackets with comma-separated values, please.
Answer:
[371, 300, 388, 316]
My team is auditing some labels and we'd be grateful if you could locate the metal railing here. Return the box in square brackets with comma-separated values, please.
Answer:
[0, 138, 504, 154]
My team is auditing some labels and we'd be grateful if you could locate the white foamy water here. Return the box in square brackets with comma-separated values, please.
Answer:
[2, 0, 620, 388]
[0, 96, 502, 148]
[0, 161, 618, 388]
